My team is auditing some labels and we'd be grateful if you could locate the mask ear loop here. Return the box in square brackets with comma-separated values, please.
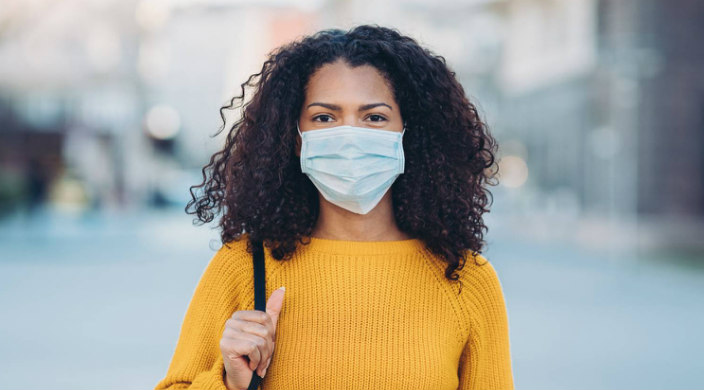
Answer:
[401, 122, 407, 136]
[296, 121, 303, 137]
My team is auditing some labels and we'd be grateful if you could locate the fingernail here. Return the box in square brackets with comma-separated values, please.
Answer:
[278, 286, 285, 292]
[262, 367, 267, 376]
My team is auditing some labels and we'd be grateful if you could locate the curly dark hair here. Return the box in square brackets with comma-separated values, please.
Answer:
[186, 24, 499, 287]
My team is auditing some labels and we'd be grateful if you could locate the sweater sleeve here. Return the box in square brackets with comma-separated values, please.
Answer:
[457, 258, 514, 390]
[154, 242, 256, 390]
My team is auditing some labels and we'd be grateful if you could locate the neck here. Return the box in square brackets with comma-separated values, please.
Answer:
[311, 191, 412, 241]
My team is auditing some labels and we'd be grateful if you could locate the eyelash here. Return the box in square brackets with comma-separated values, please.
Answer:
[312, 114, 387, 122]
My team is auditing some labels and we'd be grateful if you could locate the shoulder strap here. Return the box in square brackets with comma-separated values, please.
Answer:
[248, 239, 265, 390]
[252, 239, 266, 311]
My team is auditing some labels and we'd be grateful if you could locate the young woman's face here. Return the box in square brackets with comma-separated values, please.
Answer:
[296, 58, 404, 155]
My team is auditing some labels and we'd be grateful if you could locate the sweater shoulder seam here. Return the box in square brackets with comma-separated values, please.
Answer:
[415, 246, 472, 346]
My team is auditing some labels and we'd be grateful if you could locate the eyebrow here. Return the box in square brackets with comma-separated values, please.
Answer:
[306, 102, 393, 111]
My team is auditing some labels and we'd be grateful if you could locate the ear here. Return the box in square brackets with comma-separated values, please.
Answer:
[295, 132, 301, 157]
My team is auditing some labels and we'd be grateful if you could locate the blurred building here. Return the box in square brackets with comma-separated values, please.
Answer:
[594, 0, 704, 250]
[598, 0, 704, 218]
[0, 0, 148, 214]
[0, 0, 317, 215]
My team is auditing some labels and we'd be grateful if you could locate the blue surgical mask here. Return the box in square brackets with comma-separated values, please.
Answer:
[297, 121, 406, 214]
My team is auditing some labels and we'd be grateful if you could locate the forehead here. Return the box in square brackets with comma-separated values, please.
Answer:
[304, 60, 395, 103]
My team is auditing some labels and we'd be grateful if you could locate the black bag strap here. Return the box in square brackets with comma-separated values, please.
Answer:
[251, 239, 266, 312]
[247, 239, 266, 390]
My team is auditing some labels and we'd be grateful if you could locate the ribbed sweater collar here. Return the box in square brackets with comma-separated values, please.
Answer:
[300, 236, 426, 256]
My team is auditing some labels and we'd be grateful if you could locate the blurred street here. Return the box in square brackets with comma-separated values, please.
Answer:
[1, 206, 702, 389]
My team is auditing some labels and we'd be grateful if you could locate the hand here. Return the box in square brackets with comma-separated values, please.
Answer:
[220, 286, 286, 390]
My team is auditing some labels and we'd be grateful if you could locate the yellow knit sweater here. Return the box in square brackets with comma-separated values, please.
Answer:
[154, 235, 514, 390]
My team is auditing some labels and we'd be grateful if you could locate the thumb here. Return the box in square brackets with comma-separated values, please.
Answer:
[266, 286, 286, 329]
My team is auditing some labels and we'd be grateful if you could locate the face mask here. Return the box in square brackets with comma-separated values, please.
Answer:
[297, 121, 406, 215]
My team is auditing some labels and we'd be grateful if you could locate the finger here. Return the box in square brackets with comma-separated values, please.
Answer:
[233, 310, 278, 336]
[232, 311, 275, 340]
[220, 336, 262, 367]
[222, 325, 274, 366]
[225, 318, 270, 341]
[257, 353, 272, 377]
[260, 356, 272, 377]
[222, 325, 270, 349]
[247, 341, 262, 372]
[234, 332, 270, 372]
[232, 310, 271, 324]
[266, 286, 286, 329]
[257, 345, 275, 377]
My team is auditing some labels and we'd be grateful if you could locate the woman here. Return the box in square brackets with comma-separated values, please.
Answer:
[154, 24, 513, 390]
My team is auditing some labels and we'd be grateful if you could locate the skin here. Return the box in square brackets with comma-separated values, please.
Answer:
[222, 288, 285, 390]
[296, 58, 412, 241]
[222, 59, 411, 390]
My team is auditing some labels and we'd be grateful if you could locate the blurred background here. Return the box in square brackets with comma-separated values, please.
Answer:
[1, 0, 703, 389]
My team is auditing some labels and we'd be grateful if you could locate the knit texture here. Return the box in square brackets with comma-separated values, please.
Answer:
[154, 235, 514, 390]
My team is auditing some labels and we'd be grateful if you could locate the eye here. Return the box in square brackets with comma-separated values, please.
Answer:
[367, 114, 387, 122]
[312, 114, 333, 122]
